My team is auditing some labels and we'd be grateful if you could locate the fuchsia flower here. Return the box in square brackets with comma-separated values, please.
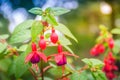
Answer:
[103, 52, 118, 80]
[39, 36, 46, 50]
[50, 29, 58, 44]
[108, 38, 114, 49]
[25, 42, 47, 64]
[49, 45, 78, 66]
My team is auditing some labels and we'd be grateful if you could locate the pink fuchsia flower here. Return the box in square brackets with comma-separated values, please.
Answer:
[108, 38, 114, 49]
[50, 29, 58, 44]
[25, 42, 47, 64]
[49, 45, 78, 66]
[39, 36, 46, 50]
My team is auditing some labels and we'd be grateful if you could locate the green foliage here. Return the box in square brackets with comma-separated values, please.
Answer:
[31, 21, 43, 41]
[0, 34, 9, 39]
[0, 42, 7, 53]
[29, 7, 43, 15]
[55, 23, 77, 42]
[82, 58, 104, 68]
[70, 71, 88, 80]
[111, 28, 120, 34]
[48, 7, 70, 16]
[10, 20, 34, 44]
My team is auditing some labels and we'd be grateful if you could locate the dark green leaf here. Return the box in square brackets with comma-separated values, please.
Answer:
[29, 7, 43, 15]
[55, 23, 77, 42]
[31, 21, 43, 41]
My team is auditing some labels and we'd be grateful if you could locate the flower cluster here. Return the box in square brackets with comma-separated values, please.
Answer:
[90, 38, 114, 56]
[25, 21, 77, 68]
[103, 52, 118, 80]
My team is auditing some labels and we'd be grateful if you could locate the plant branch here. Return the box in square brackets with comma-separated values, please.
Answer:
[28, 68, 38, 80]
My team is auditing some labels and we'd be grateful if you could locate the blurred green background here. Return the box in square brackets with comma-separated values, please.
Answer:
[0, 0, 120, 80]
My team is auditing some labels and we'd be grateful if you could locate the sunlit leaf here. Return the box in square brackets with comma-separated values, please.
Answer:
[29, 7, 43, 15]
[47, 14, 58, 26]
[10, 20, 34, 44]
[31, 21, 43, 41]
[55, 23, 77, 42]
[0, 34, 9, 39]
[111, 28, 120, 34]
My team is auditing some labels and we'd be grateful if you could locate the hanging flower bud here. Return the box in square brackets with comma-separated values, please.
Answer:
[50, 29, 58, 44]
[108, 38, 114, 49]
[39, 36, 46, 50]
[90, 47, 99, 56]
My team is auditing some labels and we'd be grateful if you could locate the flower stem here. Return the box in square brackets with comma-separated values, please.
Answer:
[40, 60, 44, 80]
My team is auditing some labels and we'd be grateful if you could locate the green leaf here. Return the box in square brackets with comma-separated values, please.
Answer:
[0, 34, 9, 39]
[10, 30, 31, 44]
[50, 7, 70, 16]
[47, 14, 58, 26]
[82, 58, 104, 68]
[111, 28, 120, 34]
[70, 71, 88, 80]
[31, 21, 43, 41]
[55, 23, 77, 42]
[15, 44, 31, 78]
[59, 35, 71, 45]
[63, 45, 74, 54]
[0, 42, 7, 53]
[10, 20, 34, 44]
[113, 40, 120, 54]
[17, 44, 28, 51]
[97, 70, 107, 80]
[29, 7, 43, 15]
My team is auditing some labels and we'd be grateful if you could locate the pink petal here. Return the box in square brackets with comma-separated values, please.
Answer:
[55, 54, 63, 63]
[38, 52, 47, 62]
[25, 52, 34, 63]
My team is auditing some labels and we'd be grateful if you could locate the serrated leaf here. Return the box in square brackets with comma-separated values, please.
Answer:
[55, 23, 77, 42]
[82, 58, 104, 68]
[0, 42, 7, 53]
[10, 20, 34, 44]
[111, 28, 120, 34]
[0, 34, 9, 39]
[47, 14, 58, 26]
[10, 30, 31, 44]
[31, 21, 43, 41]
[29, 7, 43, 15]
[50, 7, 70, 16]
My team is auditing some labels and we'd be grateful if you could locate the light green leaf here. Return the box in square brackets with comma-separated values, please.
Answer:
[13, 20, 34, 33]
[47, 14, 58, 26]
[63, 45, 74, 54]
[82, 58, 104, 68]
[49, 7, 70, 16]
[18, 44, 28, 51]
[29, 7, 43, 15]
[0, 34, 9, 39]
[0, 42, 7, 53]
[55, 23, 77, 42]
[10, 20, 34, 44]
[113, 40, 120, 54]
[111, 28, 120, 34]
[31, 21, 43, 41]
[10, 30, 31, 44]
[59, 35, 71, 45]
